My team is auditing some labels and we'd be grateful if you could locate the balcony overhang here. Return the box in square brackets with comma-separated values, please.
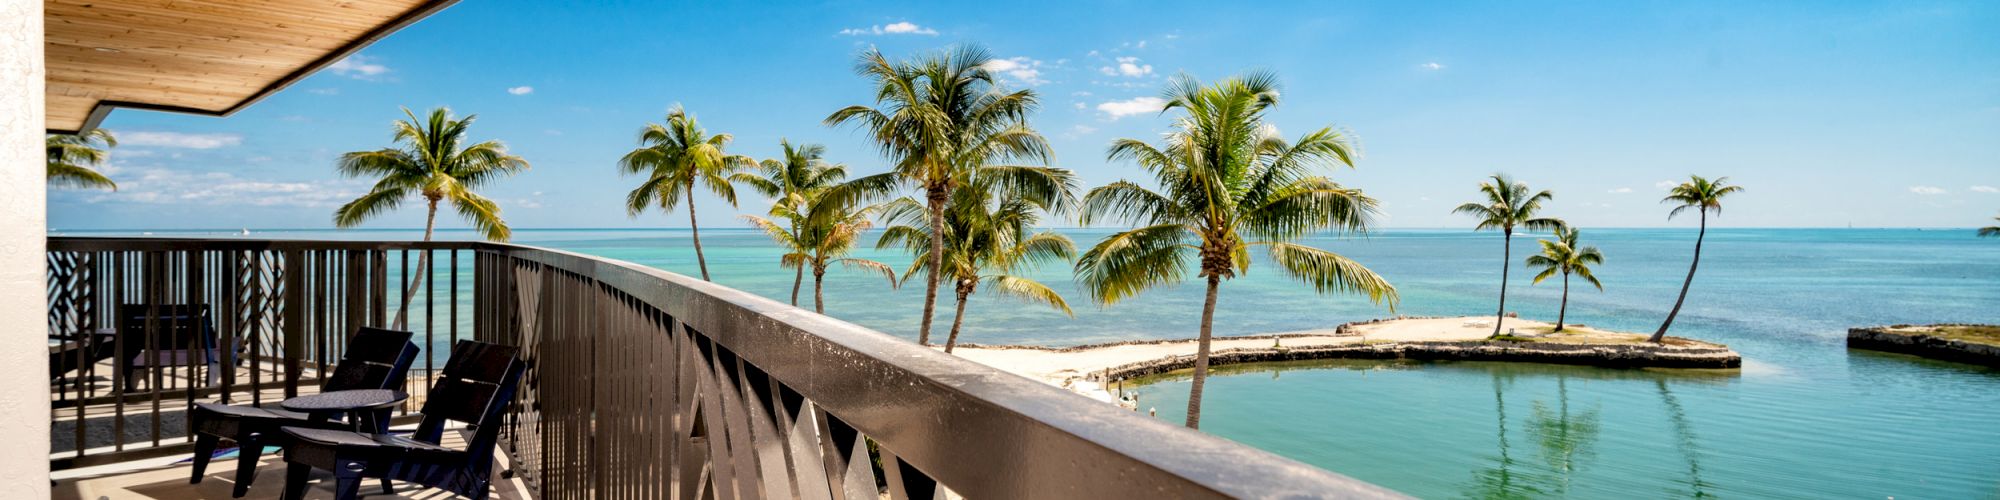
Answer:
[44, 0, 458, 134]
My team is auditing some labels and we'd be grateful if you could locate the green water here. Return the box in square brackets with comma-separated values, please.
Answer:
[73, 227, 2000, 498]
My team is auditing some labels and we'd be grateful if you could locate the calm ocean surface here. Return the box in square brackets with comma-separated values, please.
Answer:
[64, 227, 2000, 498]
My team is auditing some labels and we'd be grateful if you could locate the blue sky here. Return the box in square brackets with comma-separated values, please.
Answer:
[50, 0, 2000, 230]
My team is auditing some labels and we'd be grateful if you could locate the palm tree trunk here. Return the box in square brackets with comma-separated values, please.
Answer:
[789, 224, 803, 306]
[916, 187, 947, 346]
[1186, 274, 1222, 429]
[1650, 211, 1706, 343]
[812, 264, 826, 314]
[1494, 230, 1513, 337]
[1555, 272, 1569, 332]
[687, 190, 711, 281]
[791, 266, 804, 307]
[391, 199, 440, 330]
[943, 283, 971, 354]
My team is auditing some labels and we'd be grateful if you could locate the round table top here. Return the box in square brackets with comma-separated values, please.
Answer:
[281, 389, 408, 413]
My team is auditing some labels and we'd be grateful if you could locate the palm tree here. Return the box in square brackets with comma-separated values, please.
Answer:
[1979, 214, 1999, 237]
[1075, 72, 1397, 429]
[1524, 227, 1604, 332]
[620, 106, 754, 282]
[826, 45, 1067, 346]
[1454, 174, 1564, 337]
[741, 187, 896, 314]
[47, 129, 118, 190]
[334, 107, 529, 328]
[879, 174, 1077, 353]
[734, 140, 848, 306]
[1651, 175, 1742, 343]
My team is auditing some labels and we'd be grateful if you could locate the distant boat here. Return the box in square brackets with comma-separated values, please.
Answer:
[241, 228, 251, 236]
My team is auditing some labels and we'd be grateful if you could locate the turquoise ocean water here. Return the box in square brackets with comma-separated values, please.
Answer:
[64, 227, 2000, 498]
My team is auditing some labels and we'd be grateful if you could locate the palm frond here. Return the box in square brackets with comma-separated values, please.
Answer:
[1264, 242, 1398, 308]
[984, 275, 1073, 316]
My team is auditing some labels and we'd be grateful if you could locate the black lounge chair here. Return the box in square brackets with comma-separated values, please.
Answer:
[190, 327, 419, 497]
[48, 329, 117, 380]
[116, 304, 222, 392]
[280, 340, 523, 500]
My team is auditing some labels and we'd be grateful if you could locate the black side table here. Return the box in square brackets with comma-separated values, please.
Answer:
[279, 389, 407, 433]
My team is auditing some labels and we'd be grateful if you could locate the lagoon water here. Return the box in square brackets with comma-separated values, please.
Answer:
[65, 227, 2000, 498]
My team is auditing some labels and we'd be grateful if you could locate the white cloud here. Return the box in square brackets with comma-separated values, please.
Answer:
[1419, 62, 1445, 71]
[506, 86, 534, 95]
[1096, 96, 1166, 119]
[1908, 186, 1948, 195]
[1073, 102, 1086, 110]
[1654, 180, 1679, 189]
[1608, 187, 1633, 194]
[306, 88, 340, 95]
[328, 55, 389, 80]
[838, 21, 938, 36]
[1971, 185, 1999, 193]
[1100, 57, 1153, 78]
[83, 167, 360, 208]
[120, 131, 242, 149]
[981, 57, 1047, 86]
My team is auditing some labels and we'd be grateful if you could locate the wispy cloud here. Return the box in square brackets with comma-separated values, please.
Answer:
[1971, 185, 1999, 193]
[83, 167, 360, 208]
[507, 86, 534, 95]
[1608, 187, 1633, 194]
[120, 132, 243, 149]
[328, 55, 389, 80]
[1419, 62, 1445, 71]
[838, 21, 937, 36]
[1654, 180, 1679, 189]
[981, 57, 1047, 86]
[1099, 56, 1153, 78]
[1908, 185, 1948, 195]
[305, 88, 340, 96]
[1096, 96, 1166, 119]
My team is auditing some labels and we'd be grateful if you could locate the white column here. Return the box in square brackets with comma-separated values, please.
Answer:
[0, 0, 49, 493]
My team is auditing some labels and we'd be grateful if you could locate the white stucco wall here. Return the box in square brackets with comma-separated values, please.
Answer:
[0, 0, 50, 493]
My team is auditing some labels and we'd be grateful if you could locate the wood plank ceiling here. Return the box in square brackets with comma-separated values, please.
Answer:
[44, 0, 457, 133]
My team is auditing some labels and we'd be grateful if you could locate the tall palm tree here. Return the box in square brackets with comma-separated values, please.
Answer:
[1454, 174, 1564, 337]
[1651, 175, 1742, 343]
[1075, 72, 1397, 429]
[334, 107, 529, 328]
[47, 129, 118, 190]
[879, 173, 1077, 353]
[1524, 227, 1604, 332]
[741, 187, 896, 314]
[621, 106, 753, 282]
[1979, 214, 1999, 237]
[734, 140, 848, 306]
[826, 45, 1067, 346]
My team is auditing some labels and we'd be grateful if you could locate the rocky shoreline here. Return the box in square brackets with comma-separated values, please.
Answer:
[1847, 325, 2000, 367]
[1091, 340, 1742, 381]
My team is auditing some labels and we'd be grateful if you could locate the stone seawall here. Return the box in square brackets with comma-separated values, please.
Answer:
[1100, 340, 1741, 381]
[1847, 326, 2000, 367]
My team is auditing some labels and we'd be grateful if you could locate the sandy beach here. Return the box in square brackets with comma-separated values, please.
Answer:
[951, 316, 1632, 400]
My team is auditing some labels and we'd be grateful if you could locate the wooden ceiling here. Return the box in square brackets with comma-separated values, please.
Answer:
[44, 0, 457, 133]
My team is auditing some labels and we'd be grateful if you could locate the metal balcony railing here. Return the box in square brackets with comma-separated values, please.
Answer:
[46, 237, 1401, 499]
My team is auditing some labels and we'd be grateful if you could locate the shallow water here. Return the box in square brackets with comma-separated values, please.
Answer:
[72, 227, 2000, 498]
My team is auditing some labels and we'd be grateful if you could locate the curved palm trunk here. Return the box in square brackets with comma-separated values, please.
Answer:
[1650, 211, 1706, 343]
[1186, 274, 1222, 429]
[943, 282, 972, 354]
[917, 188, 947, 346]
[789, 224, 804, 306]
[686, 190, 711, 281]
[391, 199, 440, 330]
[1493, 230, 1513, 337]
[812, 263, 826, 314]
[1555, 272, 1570, 332]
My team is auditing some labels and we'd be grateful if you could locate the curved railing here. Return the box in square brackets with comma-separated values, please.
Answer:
[46, 237, 1402, 498]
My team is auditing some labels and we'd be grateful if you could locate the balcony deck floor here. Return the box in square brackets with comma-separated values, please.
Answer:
[52, 428, 531, 499]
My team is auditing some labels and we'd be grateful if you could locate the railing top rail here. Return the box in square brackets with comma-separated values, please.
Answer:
[48, 236, 486, 252]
